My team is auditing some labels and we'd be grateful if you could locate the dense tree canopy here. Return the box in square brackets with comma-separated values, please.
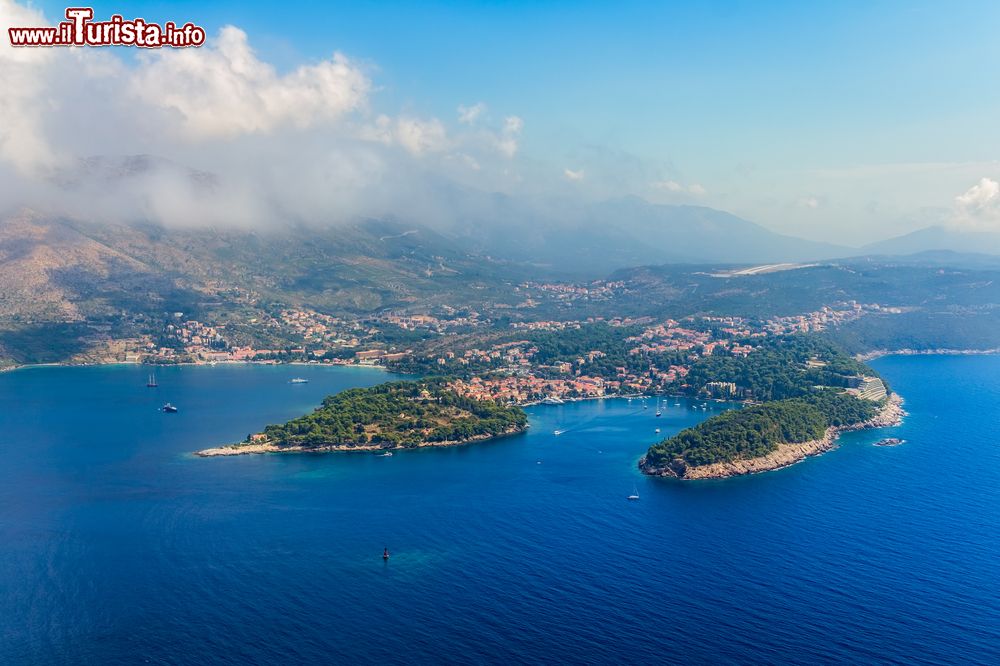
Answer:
[648, 336, 885, 468]
[644, 391, 879, 467]
[677, 335, 879, 400]
[261, 380, 527, 450]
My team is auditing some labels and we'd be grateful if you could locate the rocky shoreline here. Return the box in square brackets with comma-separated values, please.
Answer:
[195, 425, 528, 457]
[640, 394, 905, 480]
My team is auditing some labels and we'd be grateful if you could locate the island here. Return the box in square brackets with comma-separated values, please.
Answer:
[196, 379, 528, 457]
[640, 337, 905, 480]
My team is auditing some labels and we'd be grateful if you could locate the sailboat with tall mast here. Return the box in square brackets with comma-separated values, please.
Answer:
[146, 372, 158, 388]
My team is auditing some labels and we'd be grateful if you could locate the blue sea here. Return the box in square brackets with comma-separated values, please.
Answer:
[1, 356, 999, 664]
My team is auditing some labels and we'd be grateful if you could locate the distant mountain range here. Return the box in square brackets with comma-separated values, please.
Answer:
[5, 153, 1000, 327]
[0, 205, 529, 329]
[431, 192, 851, 273]
[22, 153, 1000, 274]
[6, 200, 1000, 365]
[450, 197, 1000, 272]
[862, 225, 1000, 258]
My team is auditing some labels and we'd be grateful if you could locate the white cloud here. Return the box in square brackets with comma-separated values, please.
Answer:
[564, 168, 585, 181]
[394, 116, 449, 155]
[130, 26, 371, 138]
[358, 114, 452, 156]
[956, 177, 999, 211]
[950, 177, 1000, 230]
[494, 115, 523, 158]
[652, 179, 704, 195]
[0, 0, 540, 228]
[455, 105, 522, 158]
[504, 116, 524, 134]
[451, 153, 481, 171]
[0, 0, 62, 172]
[653, 180, 682, 192]
[457, 102, 486, 124]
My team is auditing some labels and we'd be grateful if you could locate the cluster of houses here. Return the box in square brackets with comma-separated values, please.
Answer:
[449, 375, 616, 404]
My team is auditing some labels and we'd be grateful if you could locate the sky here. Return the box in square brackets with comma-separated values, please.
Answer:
[4, 0, 1000, 244]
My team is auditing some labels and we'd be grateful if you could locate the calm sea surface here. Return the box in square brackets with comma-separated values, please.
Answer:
[1, 357, 998, 664]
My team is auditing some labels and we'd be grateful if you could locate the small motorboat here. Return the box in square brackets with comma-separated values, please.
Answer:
[383, 547, 390, 561]
[379, 451, 393, 457]
[553, 429, 564, 435]
[655, 428, 661, 433]
[162, 403, 178, 413]
[289, 378, 309, 384]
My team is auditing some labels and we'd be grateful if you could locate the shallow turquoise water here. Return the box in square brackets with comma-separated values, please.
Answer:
[0, 357, 998, 664]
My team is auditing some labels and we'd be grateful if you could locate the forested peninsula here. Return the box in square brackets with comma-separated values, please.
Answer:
[641, 337, 904, 479]
[197, 380, 528, 457]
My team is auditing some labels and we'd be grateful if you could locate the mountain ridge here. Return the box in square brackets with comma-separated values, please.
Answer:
[863, 225, 1000, 257]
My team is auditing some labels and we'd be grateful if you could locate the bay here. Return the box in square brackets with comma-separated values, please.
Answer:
[1, 357, 998, 664]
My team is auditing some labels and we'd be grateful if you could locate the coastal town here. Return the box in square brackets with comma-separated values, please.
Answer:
[47, 292, 897, 410]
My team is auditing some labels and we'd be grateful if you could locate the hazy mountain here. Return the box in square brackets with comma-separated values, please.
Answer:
[20, 153, 1000, 334]
[19, 153, 1000, 277]
[23, 154, 863, 273]
[50, 154, 219, 193]
[0, 212, 162, 322]
[863, 226, 1000, 257]
[844, 249, 1000, 270]
[7, 207, 1000, 364]
[0, 212, 537, 337]
[448, 194, 851, 273]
